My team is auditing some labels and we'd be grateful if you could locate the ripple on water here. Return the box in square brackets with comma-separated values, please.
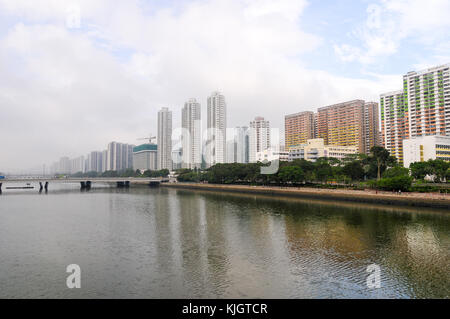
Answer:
[0, 187, 448, 298]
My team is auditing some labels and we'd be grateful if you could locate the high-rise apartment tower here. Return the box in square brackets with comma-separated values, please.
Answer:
[157, 107, 172, 170]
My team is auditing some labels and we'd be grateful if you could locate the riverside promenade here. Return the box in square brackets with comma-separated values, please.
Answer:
[162, 183, 450, 209]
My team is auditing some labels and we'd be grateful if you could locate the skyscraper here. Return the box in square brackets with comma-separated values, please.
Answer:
[249, 117, 270, 163]
[182, 98, 202, 169]
[58, 157, 71, 175]
[380, 90, 408, 164]
[235, 126, 249, 163]
[404, 64, 450, 137]
[172, 148, 182, 170]
[87, 151, 103, 172]
[107, 142, 117, 171]
[70, 156, 85, 174]
[206, 92, 227, 167]
[285, 111, 315, 150]
[313, 113, 318, 139]
[157, 107, 172, 170]
[227, 126, 249, 163]
[317, 100, 365, 152]
[380, 64, 450, 165]
[317, 100, 379, 154]
[102, 150, 107, 172]
[106, 142, 134, 171]
[364, 102, 382, 154]
[123, 144, 134, 169]
[226, 140, 235, 164]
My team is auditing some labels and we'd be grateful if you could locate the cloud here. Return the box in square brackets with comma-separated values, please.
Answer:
[334, 0, 450, 64]
[0, 22, 152, 170]
[0, 0, 402, 171]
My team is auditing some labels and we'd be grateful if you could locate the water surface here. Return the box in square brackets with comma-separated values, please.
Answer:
[0, 184, 448, 298]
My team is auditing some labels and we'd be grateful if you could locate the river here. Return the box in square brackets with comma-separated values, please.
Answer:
[0, 184, 448, 298]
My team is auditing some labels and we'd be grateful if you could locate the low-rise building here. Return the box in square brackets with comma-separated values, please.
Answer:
[403, 135, 450, 168]
[288, 138, 358, 162]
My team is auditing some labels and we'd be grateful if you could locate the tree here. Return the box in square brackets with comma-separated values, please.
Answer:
[102, 170, 118, 177]
[342, 160, 365, 181]
[290, 159, 315, 182]
[71, 171, 84, 178]
[382, 167, 410, 178]
[177, 171, 202, 182]
[315, 159, 333, 182]
[370, 146, 392, 180]
[119, 168, 136, 177]
[278, 166, 304, 184]
[143, 169, 170, 178]
[410, 161, 430, 180]
[410, 159, 449, 182]
[428, 159, 449, 182]
[159, 169, 170, 177]
[85, 171, 99, 178]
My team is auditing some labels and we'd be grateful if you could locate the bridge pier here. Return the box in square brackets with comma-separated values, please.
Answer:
[0, 182, 2, 194]
[80, 181, 92, 190]
[116, 181, 130, 188]
[148, 181, 160, 187]
[39, 182, 43, 193]
[44, 182, 49, 192]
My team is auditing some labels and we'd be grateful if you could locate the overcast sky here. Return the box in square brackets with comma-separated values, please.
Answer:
[1, 0, 449, 172]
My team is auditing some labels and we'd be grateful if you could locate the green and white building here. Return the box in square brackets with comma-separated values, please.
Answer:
[133, 144, 157, 172]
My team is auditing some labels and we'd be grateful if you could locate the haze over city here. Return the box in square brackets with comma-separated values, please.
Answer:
[0, 0, 449, 304]
[1, 0, 449, 171]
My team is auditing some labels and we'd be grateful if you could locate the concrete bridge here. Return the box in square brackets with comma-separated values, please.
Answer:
[0, 177, 166, 193]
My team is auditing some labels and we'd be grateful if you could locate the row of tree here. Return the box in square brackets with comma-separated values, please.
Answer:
[176, 147, 450, 192]
[409, 160, 449, 182]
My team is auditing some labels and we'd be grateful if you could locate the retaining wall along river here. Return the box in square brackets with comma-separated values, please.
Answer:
[162, 183, 450, 209]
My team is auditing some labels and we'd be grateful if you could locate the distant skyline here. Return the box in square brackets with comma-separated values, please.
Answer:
[0, 0, 449, 170]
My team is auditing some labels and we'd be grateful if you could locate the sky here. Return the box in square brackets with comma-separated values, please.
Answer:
[0, 0, 449, 172]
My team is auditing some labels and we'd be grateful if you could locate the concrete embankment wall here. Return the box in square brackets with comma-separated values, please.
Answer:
[161, 183, 450, 209]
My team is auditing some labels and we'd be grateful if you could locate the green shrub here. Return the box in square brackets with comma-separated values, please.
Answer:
[377, 175, 413, 192]
[410, 185, 449, 193]
[364, 180, 378, 189]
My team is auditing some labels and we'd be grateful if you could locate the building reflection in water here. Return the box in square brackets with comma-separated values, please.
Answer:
[2, 185, 447, 298]
[176, 191, 449, 298]
[103, 188, 448, 298]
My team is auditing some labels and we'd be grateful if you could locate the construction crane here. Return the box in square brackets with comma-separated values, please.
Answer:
[137, 134, 156, 144]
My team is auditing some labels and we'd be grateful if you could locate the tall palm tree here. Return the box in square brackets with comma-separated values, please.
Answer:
[371, 146, 391, 181]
